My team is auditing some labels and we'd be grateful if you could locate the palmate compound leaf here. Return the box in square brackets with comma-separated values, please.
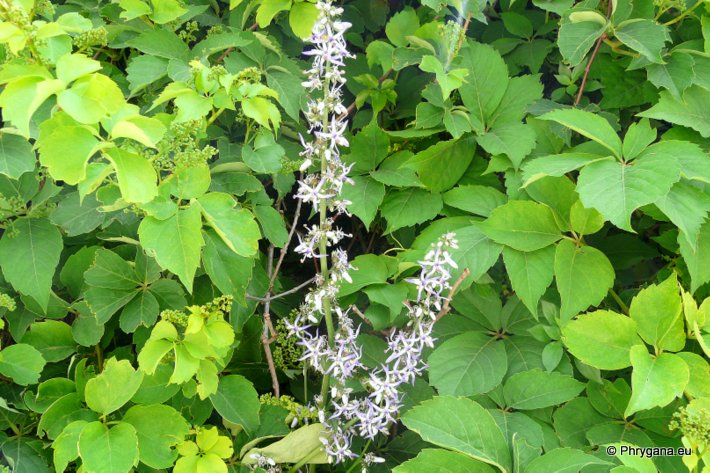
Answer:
[625, 345, 689, 417]
[576, 141, 682, 232]
[554, 239, 615, 321]
[561, 310, 644, 370]
[401, 396, 511, 472]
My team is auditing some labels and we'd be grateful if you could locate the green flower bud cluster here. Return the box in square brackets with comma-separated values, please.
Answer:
[0, 293, 16, 312]
[259, 394, 317, 426]
[207, 25, 224, 36]
[235, 66, 262, 85]
[34, 0, 54, 17]
[160, 309, 189, 327]
[152, 120, 218, 171]
[272, 311, 303, 371]
[73, 27, 108, 51]
[179, 20, 199, 44]
[670, 406, 710, 446]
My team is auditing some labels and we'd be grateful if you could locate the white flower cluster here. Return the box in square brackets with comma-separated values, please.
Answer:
[288, 0, 461, 467]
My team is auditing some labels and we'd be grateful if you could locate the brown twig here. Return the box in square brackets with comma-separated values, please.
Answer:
[350, 305, 372, 326]
[246, 276, 316, 302]
[574, 1, 613, 106]
[434, 268, 471, 322]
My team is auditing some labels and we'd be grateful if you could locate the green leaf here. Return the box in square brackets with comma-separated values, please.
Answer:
[202, 230, 254, 305]
[197, 192, 260, 257]
[577, 142, 681, 232]
[37, 113, 100, 185]
[0, 76, 65, 136]
[404, 138, 474, 192]
[122, 404, 190, 469]
[53, 420, 87, 473]
[341, 175, 385, 229]
[345, 123, 389, 173]
[629, 273, 684, 352]
[105, 148, 158, 204]
[525, 448, 613, 473]
[84, 358, 144, 415]
[244, 424, 328, 465]
[419, 56, 468, 100]
[169, 165, 211, 199]
[119, 290, 159, 333]
[395, 449, 497, 472]
[380, 188, 443, 232]
[241, 134, 284, 174]
[449, 224, 503, 282]
[78, 421, 139, 473]
[266, 69, 304, 121]
[443, 185, 506, 217]
[638, 86, 710, 137]
[401, 396, 511, 472]
[0, 133, 35, 179]
[614, 19, 669, 63]
[522, 153, 610, 186]
[562, 310, 643, 370]
[625, 345, 689, 417]
[569, 199, 605, 236]
[256, 0, 291, 27]
[50, 192, 104, 237]
[85, 249, 139, 323]
[210, 375, 261, 435]
[503, 369, 584, 410]
[254, 204, 288, 247]
[558, 20, 607, 66]
[0, 218, 62, 310]
[38, 393, 98, 440]
[554, 239, 615, 320]
[656, 179, 710, 247]
[458, 41, 509, 131]
[539, 108, 622, 158]
[139, 205, 204, 292]
[481, 200, 562, 252]
[57, 74, 124, 124]
[126, 55, 169, 94]
[646, 52, 694, 99]
[679, 220, 710, 293]
[338, 254, 396, 296]
[502, 245, 555, 316]
[0, 343, 46, 385]
[427, 331, 507, 396]
[476, 123, 536, 169]
[385, 7, 419, 47]
[676, 352, 710, 399]
[622, 119, 656, 161]
[150, 0, 188, 24]
[488, 75, 543, 127]
[126, 28, 190, 61]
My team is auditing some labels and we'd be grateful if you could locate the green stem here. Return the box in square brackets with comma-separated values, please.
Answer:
[609, 288, 630, 315]
[95, 344, 104, 372]
[206, 107, 225, 126]
[663, 0, 703, 25]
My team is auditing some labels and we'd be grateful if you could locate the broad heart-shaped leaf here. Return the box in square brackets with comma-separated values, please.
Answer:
[629, 273, 684, 352]
[502, 245, 555, 316]
[104, 148, 158, 203]
[37, 112, 100, 185]
[244, 424, 328, 465]
[481, 200, 562, 252]
[0, 133, 35, 179]
[21, 321, 76, 362]
[502, 369, 584, 410]
[0, 217, 62, 311]
[522, 153, 610, 186]
[380, 188, 443, 232]
[84, 358, 143, 415]
[625, 345, 689, 417]
[401, 397, 511, 472]
[427, 331, 507, 396]
[656, 179, 710, 247]
[476, 123, 536, 169]
[394, 449, 497, 472]
[638, 86, 710, 137]
[210, 375, 261, 435]
[0, 343, 46, 385]
[340, 175, 385, 229]
[404, 137, 475, 192]
[57, 73, 125, 124]
[614, 19, 669, 64]
[202, 229, 254, 305]
[197, 192, 260, 257]
[122, 404, 190, 469]
[576, 144, 681, 232]
[53, 420, 87, 473]
[458, 40, 509, 131]
[679, 220, 710, 293]
[449, 224, 503, 283]
[78, 421, 139, 473]
[525, 448, 613, 473]
[562, 310, 644, 370]
[85, 249, 140, 324]
[558, 20, 607, 66]
[539, 109, 622, 158]
[554, 240, 614, 321]
[139, 204, 204, 292]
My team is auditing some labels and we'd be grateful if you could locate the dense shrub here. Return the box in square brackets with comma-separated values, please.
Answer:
[0, 0, 708, 471]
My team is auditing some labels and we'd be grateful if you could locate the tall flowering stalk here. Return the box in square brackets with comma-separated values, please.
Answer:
[288, 0, 460, 467]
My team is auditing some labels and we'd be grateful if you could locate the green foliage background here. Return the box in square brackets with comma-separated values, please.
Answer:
[0, 0, 708, 471]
